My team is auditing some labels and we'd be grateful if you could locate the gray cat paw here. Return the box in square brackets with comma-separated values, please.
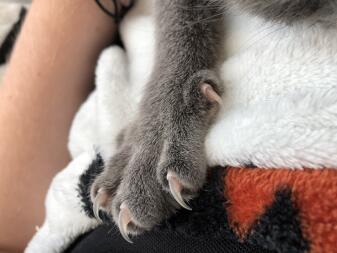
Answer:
[90, 142, 131, 222]
[91, 80, 222, 242]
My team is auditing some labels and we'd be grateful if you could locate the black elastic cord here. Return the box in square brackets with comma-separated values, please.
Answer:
[95, 0, 132, 23]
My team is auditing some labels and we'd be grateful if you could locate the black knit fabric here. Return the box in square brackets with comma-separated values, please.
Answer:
[65, 224, 276, 253]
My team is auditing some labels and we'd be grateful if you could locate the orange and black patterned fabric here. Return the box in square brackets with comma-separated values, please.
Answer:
[70, 166, 336, 253]
[156, 167, 337, 253]
[224, 167, 337, 253]
[173, 167, 337, 253]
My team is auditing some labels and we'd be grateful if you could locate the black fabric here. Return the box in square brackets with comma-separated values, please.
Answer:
[162, 168, 234, 239]
[67, 167, 270, 253]
[248, 189, 309, 253]
[65, 224, 276, 253]
[69, 167, 307, 253]
[69, 165, 309, 253]
[78, 154, 105, 218]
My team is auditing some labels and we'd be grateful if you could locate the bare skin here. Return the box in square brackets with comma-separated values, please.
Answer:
[0, 0, 118, 252]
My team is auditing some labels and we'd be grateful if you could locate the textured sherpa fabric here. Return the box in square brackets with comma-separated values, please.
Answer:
[65, 224, 275, 253]
[25, 0, 337, 252]
[0, 2, 26, 46]
[66, 166, 336, 253]
[118, 0, 337, 170]
[64, 167, 277, 253]
[29, 162, 336, 253]
[225, 168, 337, 253]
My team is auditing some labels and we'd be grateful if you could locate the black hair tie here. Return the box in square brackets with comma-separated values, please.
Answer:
[95, 0, 133, 23]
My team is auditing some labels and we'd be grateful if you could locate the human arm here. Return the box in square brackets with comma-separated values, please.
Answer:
[0, 0, 117, 251]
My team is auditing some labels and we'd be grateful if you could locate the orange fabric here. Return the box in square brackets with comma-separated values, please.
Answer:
[224, 168, 337, 253]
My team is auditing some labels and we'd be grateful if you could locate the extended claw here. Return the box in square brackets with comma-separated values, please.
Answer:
[93, 188, 108, 223]
[118, 202, 133, 243]
[201, 83, 223, 105]
[167, 172, 192, 211]
[93, 190, 103, 222]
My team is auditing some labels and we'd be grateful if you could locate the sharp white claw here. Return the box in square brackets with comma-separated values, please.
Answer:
[118, 203, 133, 244]
[93, 189, 104, 223]
[201, 83, 223, 106]
[167, 172, 192, 211]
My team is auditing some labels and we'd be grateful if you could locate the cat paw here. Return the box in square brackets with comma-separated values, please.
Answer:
[91, 79, 222, 242]
[90, 142, 132, 222]
[156, 82, 223, 209]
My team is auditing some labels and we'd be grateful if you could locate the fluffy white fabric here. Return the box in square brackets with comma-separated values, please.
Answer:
[116, 0, 337, 169]
[26, 44, 134, 252]
[207, 13, 337, 169]
[26, 0, 337, 251]
[69, 46, 134, 160]
[25, 151, 99, 253]
[0, 2, 23, 44]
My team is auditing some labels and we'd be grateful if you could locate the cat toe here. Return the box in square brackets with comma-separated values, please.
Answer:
[118, 202, 134, 243]
[90, 185, 115, 222]
[112, 197, 161, 242]
[91, 188, 111, 222]
[200, 83, 223, 105]
[167, 171, 192, 210]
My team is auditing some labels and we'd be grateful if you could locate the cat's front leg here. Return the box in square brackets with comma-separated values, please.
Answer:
[91, 0, 225, 241]
[90, 71, 223, 242]
[156, 71, 223, 209]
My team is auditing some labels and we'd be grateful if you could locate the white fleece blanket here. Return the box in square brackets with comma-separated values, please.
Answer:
[72, 0, 337, 170]
[25, 0, 337, 252]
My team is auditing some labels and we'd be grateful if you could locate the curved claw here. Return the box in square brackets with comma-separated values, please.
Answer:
[167, 172, 192, 211]
[118, 203, 133, 244]
[201, 83, 223, 106]
[93, 189, 104, 223]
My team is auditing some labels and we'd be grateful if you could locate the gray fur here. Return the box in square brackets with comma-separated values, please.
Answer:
[91, 0, 337, 235]
[92, 0, 224, 234]
[228, 0, 337, 24]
